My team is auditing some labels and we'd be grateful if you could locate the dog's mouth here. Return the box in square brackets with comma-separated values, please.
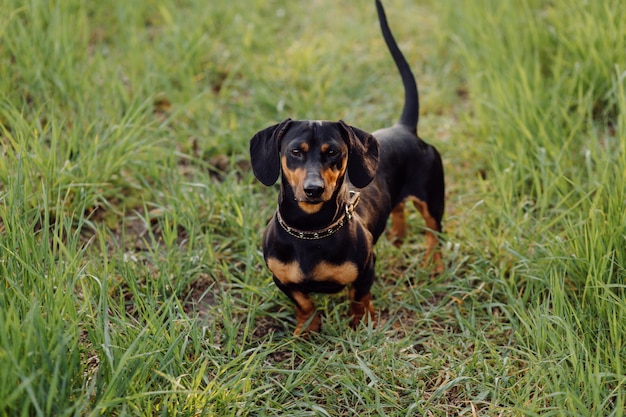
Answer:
[297, 196, 324, 203]
[292, 183, 334, 208]
[296, 197, 325, 205]
[295, 198, 325, 214]
[294, 189, 329, 205]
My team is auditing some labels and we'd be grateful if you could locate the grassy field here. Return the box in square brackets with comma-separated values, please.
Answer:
[1, 0, 624, 415]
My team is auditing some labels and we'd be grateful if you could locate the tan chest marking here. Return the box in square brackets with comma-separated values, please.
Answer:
[267, 258, 304, 285]
[267, 258, 359, 286]
[312, 261, 359, 285]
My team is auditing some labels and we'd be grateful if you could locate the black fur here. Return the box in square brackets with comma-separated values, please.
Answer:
[249, 0, 445, 335]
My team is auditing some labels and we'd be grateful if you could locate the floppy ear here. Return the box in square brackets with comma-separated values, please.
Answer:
[339, 120, 380, 188]
[249, 119, 292, 186]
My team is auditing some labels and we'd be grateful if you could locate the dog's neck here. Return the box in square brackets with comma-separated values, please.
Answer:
[278, 184, 351, 231]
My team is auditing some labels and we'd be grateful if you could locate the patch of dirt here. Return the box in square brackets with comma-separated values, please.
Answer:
[183, 272, 217, 324]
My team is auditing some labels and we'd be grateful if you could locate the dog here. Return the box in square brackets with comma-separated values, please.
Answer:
[249, 0, 444, 336]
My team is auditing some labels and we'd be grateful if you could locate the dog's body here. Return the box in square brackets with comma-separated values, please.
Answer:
[250, 0, 444, 335]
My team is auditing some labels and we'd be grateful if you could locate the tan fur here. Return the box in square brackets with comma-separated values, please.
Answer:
[408, 196, 444, 274]
[267, 258, 303, 285]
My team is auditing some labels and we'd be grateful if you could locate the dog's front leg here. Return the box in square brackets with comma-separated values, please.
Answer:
[348, 264, 376, 330]
[290, 290, 321, 336]
[272, 273, 321, 336]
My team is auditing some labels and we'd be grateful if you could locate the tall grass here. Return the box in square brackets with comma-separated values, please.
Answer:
[440, 0, 626, 413]
[0, 0, 624, 415]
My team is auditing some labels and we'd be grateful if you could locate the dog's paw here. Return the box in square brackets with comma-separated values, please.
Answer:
[293, 313, 322, 337]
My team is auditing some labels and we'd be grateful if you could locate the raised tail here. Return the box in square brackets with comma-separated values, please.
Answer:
[375, 0, 419, 132]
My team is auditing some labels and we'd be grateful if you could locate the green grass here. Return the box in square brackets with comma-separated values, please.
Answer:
[1, 0, 624, 415]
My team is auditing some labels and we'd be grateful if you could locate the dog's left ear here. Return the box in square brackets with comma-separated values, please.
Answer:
[339, 120, 380, 188]
[249, 119, 292, 186]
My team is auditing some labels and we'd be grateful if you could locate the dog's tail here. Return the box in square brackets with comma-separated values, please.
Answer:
[375, 0, 419, 133]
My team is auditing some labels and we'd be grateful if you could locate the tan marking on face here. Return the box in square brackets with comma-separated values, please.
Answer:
[281, 149, 348, 204]
[267, 258, 304, 285]
[299, 142, 309, 152]
[281, 155, 306, 196]
[312, 261, 358, 285]
[297, 202, 324, 213]
[408, 196, 444, 274]
[320, 143, 330, 153]
[319, 158, 347, 200]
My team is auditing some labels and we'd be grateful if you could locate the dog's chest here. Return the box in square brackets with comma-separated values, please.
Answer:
[267, 255, 359, 287]
[263, 213, 374, 289]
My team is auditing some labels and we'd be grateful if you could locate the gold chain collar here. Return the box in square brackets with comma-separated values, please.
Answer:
[276, 191, 361, 240]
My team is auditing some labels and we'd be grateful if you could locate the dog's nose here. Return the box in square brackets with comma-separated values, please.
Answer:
[304, 184, 324, 199]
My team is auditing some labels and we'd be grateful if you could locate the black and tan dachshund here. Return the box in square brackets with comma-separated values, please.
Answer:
[249, 0, 444, 336]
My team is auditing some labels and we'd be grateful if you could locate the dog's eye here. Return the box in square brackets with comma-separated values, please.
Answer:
[290, 149, 303, 157]
[327, 149, 338, 157]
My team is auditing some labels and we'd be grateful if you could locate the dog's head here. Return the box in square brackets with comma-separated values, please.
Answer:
[250, 119, 379, 211]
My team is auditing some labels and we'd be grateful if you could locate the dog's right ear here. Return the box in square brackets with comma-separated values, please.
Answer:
[249, 119, 292, 186]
